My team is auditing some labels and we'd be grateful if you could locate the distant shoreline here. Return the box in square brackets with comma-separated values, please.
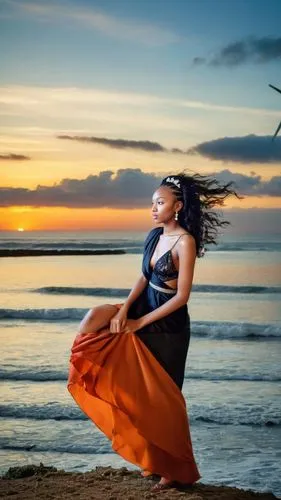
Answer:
[0, 249, 126, 257]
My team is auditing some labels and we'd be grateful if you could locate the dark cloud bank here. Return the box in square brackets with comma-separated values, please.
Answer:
[58, 135, 166, 152]
[58, 134, 281, 164]
[193, 36, 281, 67]
[187, 135, 281, 163]
[1, 135, 279, 208]
[1, 135, 280, 165]
[0, 153, 30, 161]
[1, 168, 280, 209]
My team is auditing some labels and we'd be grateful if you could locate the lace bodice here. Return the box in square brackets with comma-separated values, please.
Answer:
[142, 228, 187, 284]
[150, 234, 186, 281]
[151, 248, 179, 280]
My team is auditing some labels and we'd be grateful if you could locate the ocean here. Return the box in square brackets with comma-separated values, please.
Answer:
[0, 230, 280, 497]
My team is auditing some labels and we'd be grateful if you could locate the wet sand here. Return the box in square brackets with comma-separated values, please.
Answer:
[0, 464, 278, 499]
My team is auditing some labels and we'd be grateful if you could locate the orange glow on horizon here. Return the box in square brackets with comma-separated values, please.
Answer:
[0, 195, 280, 231]
[0, 207, 152, 231]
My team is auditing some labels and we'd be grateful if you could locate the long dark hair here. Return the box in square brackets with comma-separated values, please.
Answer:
[161, 170, 243, 258]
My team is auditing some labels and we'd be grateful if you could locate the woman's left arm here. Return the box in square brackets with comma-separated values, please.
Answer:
[128, 235, 197, 331]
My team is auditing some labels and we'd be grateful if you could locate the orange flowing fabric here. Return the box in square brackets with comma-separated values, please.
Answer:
[67, 304, 201, 484]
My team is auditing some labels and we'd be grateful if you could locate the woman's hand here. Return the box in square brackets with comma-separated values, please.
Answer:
[121, 319, 143, 334]
[110, 306, 128, 334]
[110, 315, 142, 335]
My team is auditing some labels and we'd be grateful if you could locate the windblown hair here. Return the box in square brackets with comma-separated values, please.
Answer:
[161, 170, 243, 258]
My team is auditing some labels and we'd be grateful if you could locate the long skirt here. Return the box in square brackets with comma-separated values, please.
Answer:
[67, 294, 201, 484]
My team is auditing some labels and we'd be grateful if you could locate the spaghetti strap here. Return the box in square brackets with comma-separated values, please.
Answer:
[170, 234, 185, 251]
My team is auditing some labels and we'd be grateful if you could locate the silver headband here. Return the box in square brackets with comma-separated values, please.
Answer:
[163, 176, 181, 189]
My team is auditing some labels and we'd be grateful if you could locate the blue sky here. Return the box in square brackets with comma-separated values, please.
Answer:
[0, 0, 280, 231]
[1, 0, 280, 106]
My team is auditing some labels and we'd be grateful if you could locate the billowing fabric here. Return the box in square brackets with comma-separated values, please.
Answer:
[67, 227, 201, 484]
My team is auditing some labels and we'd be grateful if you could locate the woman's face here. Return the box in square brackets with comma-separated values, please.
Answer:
[151, 185, 181, 224]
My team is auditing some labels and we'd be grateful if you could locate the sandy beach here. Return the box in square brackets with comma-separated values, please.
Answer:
[0, 464, 279, 500]
[1, 235, 280, 497]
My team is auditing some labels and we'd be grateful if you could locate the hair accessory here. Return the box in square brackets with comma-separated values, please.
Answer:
[164, 176, 181, 189]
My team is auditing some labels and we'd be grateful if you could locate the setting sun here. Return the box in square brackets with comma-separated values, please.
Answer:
[17, 227, 24, 232]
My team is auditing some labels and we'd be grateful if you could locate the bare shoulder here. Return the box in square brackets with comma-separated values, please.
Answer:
[179, 232, 196, 245]
[177, 233, 196, 254]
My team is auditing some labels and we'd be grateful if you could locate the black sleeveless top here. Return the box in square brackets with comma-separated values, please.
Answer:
[142, 228, 185, 283]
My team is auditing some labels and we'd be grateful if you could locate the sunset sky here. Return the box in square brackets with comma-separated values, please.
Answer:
[0, 0, 280, 232]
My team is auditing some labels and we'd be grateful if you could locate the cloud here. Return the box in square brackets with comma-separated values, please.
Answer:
[0, 168, 280, 209]
[187, 135, 281, 163]
[193, 36, 281, 67]
[4, 0, 180, 46]
[214, 170, 281, 196]
[0, 153, 30, 160]
[57, 135, 168, 153]
[0, 169, 161, 209]
[58, 134, 281, 163]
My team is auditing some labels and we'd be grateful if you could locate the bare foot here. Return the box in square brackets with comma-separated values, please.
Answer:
[151, 476, 175, 492]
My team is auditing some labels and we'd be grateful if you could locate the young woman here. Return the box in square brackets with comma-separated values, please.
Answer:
[67, 171, 241, 492]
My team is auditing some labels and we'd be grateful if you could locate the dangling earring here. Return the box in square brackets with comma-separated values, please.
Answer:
[175, 212, 178, 221]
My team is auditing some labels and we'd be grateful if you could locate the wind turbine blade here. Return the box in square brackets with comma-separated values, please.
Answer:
[273, 121, 281, 139]
[269, 84, 281, 95]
